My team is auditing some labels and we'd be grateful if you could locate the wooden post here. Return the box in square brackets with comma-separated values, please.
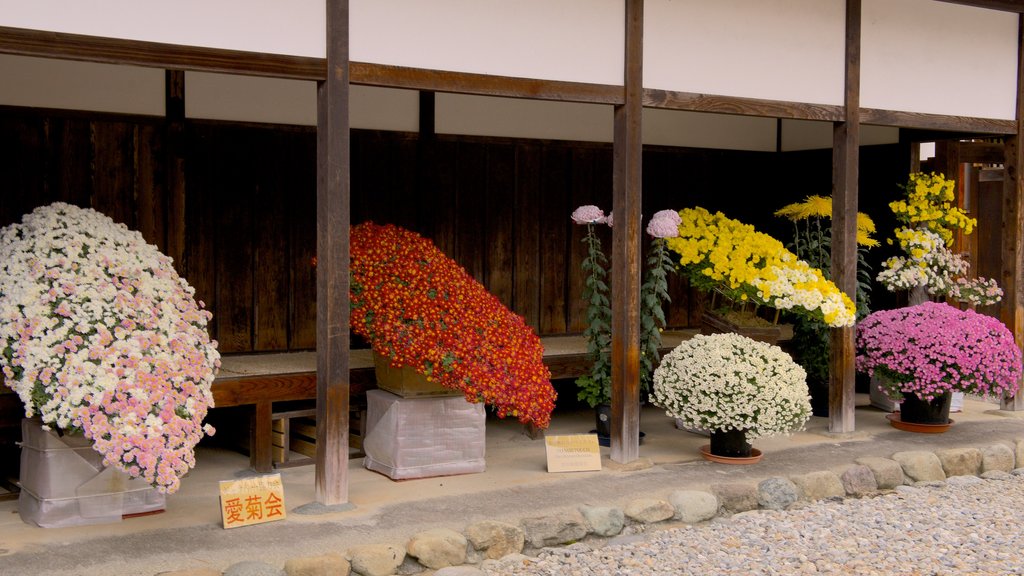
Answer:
[829, 0, 860, 434]
[1001, 13, 1024, 412]
[315, 0, 350, 505]
[610, 0, 643, 463]
[165, 70, 186, 272]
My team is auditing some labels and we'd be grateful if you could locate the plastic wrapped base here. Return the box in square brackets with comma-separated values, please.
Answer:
[363, 390, 485, 480]
[18, 419, 165, 528]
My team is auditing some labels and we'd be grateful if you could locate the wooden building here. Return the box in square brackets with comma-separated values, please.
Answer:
[0, 0, 1022, 506]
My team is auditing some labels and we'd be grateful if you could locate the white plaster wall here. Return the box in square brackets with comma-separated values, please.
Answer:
[0, 54, 163, 115]
[644, 108, 777, 152]
[644, 0, 845, 105]
[862, 0, 1018, 119]
[781, 119, 900, 151]
[436, 94, 613, 142]
[0, 0, 325, 58]
[351, 0, 624, 86]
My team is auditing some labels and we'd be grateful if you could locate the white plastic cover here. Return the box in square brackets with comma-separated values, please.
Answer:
[363, 390, 486, 480]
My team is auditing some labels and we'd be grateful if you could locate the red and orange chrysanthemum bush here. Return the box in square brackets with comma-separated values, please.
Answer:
[350, 222, 556, 428]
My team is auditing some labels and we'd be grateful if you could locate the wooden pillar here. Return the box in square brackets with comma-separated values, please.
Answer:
[165, 70, 186, 271]
[1001, 13, 1024, 412]
[610, 0, 643, 463]
[315, 0, 351, 505]
[829, 0, 860, 434]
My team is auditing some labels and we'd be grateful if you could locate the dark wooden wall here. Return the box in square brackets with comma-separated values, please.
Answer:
[0, 105, 910, 354]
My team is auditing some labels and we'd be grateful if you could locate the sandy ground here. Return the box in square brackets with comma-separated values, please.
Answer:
[1, 395, 1023, 576]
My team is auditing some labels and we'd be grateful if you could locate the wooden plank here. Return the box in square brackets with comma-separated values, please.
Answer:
[90, 120, 135, 227]
[539, 145, 570, 335]
[252, 400, 273, 472]
[289, 131, 318, 350]
[213, 128, 255, 353]
[166, 70, 187, 274]
[1001, 14, 1024, 411]
[350, 62, 624, 105]
[254, 130, 292, 351]
[430, 139, 460, 259]
[457, 142, 487, 282]
[860, 109, 1016, 134]
[644, 89, 844, 122]
[45, 117, 92, 207]
[0, 26, 326, 80]
[567, 147, 607, 334]
[514, 143, 542, 330]
[134, 122, 167, 252]
[958, 141, 1004, 164]
[829, 0, 861, 434]
[181, 124, 217, 342]
[211, 373, 317, 407]
[610, 0, 644, 464]
[315, 0, 351, 505]
[485, 143, 516, 308]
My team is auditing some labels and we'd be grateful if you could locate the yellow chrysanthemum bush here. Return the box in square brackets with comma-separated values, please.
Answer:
[666, 207, 856, 328]
[878, 172, 1002, 307]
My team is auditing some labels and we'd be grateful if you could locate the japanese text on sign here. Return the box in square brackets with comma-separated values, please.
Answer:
[219, 473, 286, 529]
[545, 434, 602, 473]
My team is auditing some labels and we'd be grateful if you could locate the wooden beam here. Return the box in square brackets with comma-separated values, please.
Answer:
[934, 0, 1024, 13]
[644, 90, 844, 122]
[610, 0, 643, 464]
[861, 108, 1016, 134]
[315, 0, 350, 505]
[1001, 13, 1024, 411]
[349, 62, 624, 105]
[958, 141, 1005, 164]
[830, 0, 861, 434]
[0, 26, 325, 80]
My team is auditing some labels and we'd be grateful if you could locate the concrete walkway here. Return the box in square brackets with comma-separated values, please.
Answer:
[2, 395, 1023, 576]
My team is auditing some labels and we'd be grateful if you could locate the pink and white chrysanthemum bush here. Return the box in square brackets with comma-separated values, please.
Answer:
[0, 203, 220, 493]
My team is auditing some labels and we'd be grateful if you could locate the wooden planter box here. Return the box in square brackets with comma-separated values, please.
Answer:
[372, 353, 460, 398]
[700, 310, 794, 346]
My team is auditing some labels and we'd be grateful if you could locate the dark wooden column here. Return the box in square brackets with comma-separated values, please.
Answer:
[1001, 13, 1024, 412]
[315, 0, 351, 505]
[165, 70, 186, 270]
[829, 0, 860, 433]
[610, 0, 643, 463]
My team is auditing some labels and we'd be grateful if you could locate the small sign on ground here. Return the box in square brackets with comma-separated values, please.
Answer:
[219, 473, 286, 529]
[544, 434, 602, 473]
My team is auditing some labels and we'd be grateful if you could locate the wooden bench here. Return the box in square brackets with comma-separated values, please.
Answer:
[212, 331, 695, 473]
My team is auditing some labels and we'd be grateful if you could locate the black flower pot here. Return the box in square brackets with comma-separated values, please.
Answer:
[808, 378, 829, 417]
[900, 391, 952, 425]
[594, 403, 612, 438]
[709, 428, 752, 458]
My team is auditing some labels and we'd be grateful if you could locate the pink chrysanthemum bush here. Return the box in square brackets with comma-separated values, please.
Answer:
[0, 203, 221, 493]
[856, 302, 1022, 402]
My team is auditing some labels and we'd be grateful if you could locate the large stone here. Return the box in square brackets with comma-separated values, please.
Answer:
[520, 511, 589, 548]
[891, 451, 946, 482]
[840, 465, 878, 497]
[223, 562, 285, 576]
[465, 520, 525, 560]
[982, 444, 1015, 473]
[790, 471, 845, 501]
[347, 544, 406, 576]
[855, 457, 905, 489]
[669, 490, 719, 523]
[711, 483, 758, 513]
[935, 448, 983, 477]
[623, 498, 674, 524]
[756, 478, 800, 510]
[284, 554, 350, 576]
[406, 528, 467, 570]
[579, 506, 625, 537]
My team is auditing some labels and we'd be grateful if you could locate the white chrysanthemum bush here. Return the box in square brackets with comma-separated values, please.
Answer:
[653, 333, 811, 440]
[0, 203, 220, 493]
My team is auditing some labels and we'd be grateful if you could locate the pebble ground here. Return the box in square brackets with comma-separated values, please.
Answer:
[485, 474, 1024, 575]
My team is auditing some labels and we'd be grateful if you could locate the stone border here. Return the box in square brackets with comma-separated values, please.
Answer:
[157, 438, 1024, 576]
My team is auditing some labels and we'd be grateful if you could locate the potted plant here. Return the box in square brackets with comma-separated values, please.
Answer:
[653, 332, 811, 463]
[856, 302, 1021, 431]
[349, 222, 556, 429]
[0, 203, 221, 522]
[570, 206, 676, 440]
[665, 207, 856, 336]
[774, 195, 878, 416]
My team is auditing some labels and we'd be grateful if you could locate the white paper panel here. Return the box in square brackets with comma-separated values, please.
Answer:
[186, 72, 317, 125]
[862, 0, 1017, 119]
[0, 54, 163, 115]
[0, 0, 325, 57]
[351, 87, 420, 132]
[644, 109, 777, 152]
[437, 94, 614, 142]
[781, 119, 900, 151]
[645, 0, 845, 105]
[351, 0, 623, 85]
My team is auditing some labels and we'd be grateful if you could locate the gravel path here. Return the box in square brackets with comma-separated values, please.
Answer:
[486, 474, 1024, 575]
